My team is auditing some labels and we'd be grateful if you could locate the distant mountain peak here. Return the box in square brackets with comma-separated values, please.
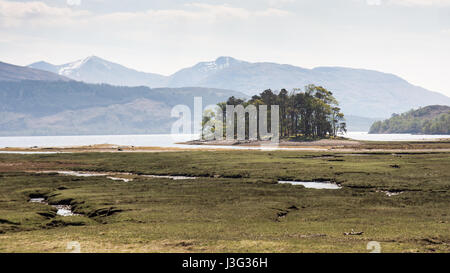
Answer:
[193, 56, 242, 73]
[28, 56, 167, 87]
[85, 55, 102, 61]
[215, 56, 240, 65]
[82, 55, 112, 65]
[58, 55, 114, 76]
[28, 61, 59, 73]
[31, 61, 54, 66]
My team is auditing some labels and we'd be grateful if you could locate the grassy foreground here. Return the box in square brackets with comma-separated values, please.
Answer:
[0, 150, 449, 253]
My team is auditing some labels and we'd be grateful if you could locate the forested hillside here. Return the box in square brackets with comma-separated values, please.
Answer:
[369, 105, 450, 135]
[0, 80, 246, 136]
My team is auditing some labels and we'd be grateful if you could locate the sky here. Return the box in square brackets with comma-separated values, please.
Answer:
[1, 0, 450, 96]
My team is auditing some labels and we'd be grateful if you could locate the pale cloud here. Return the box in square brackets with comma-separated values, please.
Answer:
[254, 7, 291, 17]
[67, 0, 81, 7]
[267, 0, 295, 7]
[84, 3, 292, 47]
[366, 0, 450, 6]
[0, 1, 290, 28]
[366, 0, 383, 6]
[0, 0, 89, 27]
[139, 3, 291, 21]
[391, 0, 450, 6]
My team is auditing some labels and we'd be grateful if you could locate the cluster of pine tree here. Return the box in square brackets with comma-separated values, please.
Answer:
[206, 85, 346, 140]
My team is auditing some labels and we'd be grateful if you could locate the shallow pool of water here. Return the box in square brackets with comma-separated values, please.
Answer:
[106, 176, 133, 182]
[38, 170, 195, 181]
[278, 181, 342, 189]
[53, 205, 78, 216]
[141, 174, 196, 180]
[54, 171, 109, 177]
[378, 190, 403, 197]
[28, 198, 78, 216]
[29, 198, 46, 203]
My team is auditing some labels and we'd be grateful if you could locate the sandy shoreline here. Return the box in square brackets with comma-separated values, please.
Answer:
[182, 138, 361, 147]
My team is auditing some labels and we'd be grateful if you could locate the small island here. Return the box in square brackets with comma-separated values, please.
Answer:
[201, 85, 347, 142]
[369, 105, 450, 135]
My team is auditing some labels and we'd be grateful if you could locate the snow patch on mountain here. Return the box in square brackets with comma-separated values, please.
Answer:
[58, 56, 111, 76]
[29, 56, 167, 87]
[195, 57, 242, 73]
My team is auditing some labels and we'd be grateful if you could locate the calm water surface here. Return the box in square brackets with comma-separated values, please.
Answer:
[0, 132, 448, 149]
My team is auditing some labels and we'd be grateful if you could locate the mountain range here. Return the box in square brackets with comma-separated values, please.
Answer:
[1, 56, 449, 135]
[28, 56, 450, 119]
[29, 56, 167, 87]
[0, 64, 246, 136]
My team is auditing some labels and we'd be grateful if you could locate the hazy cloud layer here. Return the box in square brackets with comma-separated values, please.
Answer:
[389, 0, 450, 6]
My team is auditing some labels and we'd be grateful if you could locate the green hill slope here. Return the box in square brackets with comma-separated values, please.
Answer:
[369, 105, 450, 134]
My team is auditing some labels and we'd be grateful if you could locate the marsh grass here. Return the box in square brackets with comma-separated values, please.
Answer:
[0, 150, 449, 252]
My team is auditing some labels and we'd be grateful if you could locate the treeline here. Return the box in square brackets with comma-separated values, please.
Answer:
[369, 105, 450, 135]
[210, 85, 346, 139]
